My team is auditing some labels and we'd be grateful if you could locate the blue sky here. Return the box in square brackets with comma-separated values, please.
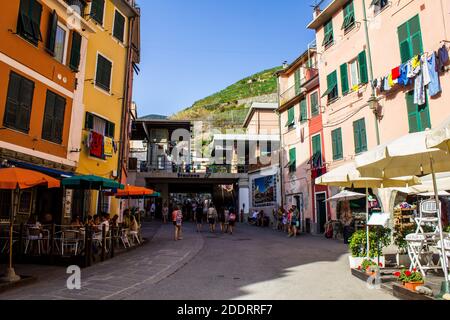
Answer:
[133, 0, 329, 117]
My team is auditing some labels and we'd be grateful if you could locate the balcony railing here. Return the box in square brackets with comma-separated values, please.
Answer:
[136, 160, 249, 175]
[279, 68, 319, 106]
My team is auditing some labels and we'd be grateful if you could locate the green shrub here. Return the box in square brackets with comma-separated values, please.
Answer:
[349, 228, 391, 258]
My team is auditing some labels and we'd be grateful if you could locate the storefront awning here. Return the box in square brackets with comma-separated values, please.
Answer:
[8, 160, 74, 179]
[62, 175, 124, 190]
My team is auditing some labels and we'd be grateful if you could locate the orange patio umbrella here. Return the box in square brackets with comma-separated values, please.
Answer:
[0, 167, 60, 282]
[115, 185, 154, 198]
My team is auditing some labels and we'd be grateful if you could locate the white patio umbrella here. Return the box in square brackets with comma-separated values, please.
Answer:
[325, 190, 366, 202]
[316, 161, 420, 259]
[355, 130, 450, 294]
[418, 191, 450, 197]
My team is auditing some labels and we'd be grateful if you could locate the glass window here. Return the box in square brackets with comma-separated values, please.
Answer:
[54, 24, 67, 64]
[349, 60, 359, 89]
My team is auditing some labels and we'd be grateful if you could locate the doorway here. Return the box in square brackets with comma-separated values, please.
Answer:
[315, 192, 327, 234]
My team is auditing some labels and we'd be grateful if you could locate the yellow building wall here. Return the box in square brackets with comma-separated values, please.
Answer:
[77, 0, 129, 216]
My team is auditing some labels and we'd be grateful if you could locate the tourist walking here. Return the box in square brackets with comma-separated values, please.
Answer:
[207, 204, 218, 233]
[228, 208, 237, 235]
[195, 204, 204, 232]
[172, 206, 183, 241]
[218, 207, 226, 233]
[291, 205, 299, 237]
[224, 207, 230, 234]
[162, 202, 169, 224]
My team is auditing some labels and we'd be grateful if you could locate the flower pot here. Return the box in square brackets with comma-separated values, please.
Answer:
[404, 281, 424, 292]
[349, 256, 385, 269]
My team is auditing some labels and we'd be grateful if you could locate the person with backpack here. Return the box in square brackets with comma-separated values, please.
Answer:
[172, 206, 183, 241]
[207, 204, 218, 233]
[228, 208, 237, 235]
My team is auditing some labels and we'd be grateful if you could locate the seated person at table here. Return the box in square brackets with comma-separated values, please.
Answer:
[99, 214, 110, 233]
[111, 215, 119, 228]
[130, 215, 140, 233]
[123, 210, 131, 228]
[26, 216, 42, 229]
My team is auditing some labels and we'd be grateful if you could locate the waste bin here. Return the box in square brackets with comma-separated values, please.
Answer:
[305, 218, 311, 234]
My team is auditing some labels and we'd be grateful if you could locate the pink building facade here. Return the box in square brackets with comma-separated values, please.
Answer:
[277, 49, 331, 234]
[308, 0, 450, 218]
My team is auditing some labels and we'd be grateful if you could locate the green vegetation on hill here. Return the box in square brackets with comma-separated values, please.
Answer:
[171, 66, 282, 127]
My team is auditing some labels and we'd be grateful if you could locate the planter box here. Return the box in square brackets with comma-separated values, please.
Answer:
[348, 256, 386, 269]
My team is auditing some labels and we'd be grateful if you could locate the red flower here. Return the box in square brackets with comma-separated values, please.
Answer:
[379, 263, 383, 267]
[394, 272, 401, 277]
[358, 266, 361, 270]
[405, 271, 412, 277]
[413, 268, 417, 272]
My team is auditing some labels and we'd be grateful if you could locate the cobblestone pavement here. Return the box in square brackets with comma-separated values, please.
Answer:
[0, 222, 396, 300]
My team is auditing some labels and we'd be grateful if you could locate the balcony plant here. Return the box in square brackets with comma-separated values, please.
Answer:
[394, 269, 424, 292]
[348, 228, 391, 269]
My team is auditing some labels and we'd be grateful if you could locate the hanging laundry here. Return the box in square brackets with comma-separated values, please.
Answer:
[104, 136, 114, 157]
[391, 66, 400, 80]
[388, 73, 395, 87]
[90, 131, 104, 159]
[438, 44, 449, 68]
[427, 52, 442, 97]
[372, 79, 378, 91]
[406, 60, 415, 78]
[398, 63, 409, 86]
[86, 132, 92, 149]
[384, 76, 391, 91]
[414, 69, 426, 106]
[422, 55, 431, 87]
[411, 55, 421, 69]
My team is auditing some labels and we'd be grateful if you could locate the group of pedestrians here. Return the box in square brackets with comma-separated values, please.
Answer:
[168, 202, 237, 241]
[274, 205, 300, 238]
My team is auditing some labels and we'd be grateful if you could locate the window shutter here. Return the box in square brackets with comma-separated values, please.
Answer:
[17, 76, 34, 132]
[294, 69, 301, 95]
[398, 22, 411, 63]
[310, 92, 319, 116]
[30, 0, 43, 42]
[409, 16, 423, 57]
[85, 112, 94, 130]
[42, 91, 55, 141]
[337, 129, 343, 159]
[46, 10, 58, 55]
[91, 0, 105, 25]
[289, 148, 296, 171]
[332, 130, 337, 160]
[54, 95, 66, 143]
[353, 120, 361, 154]
[358, 51, 368, 84]
[418, 103, 431, 131]
[286, 107, 294, 127]
[300, 99, 307, 122]
[332, 128, 343, 160]
[96, 55, 112, 91]
[340, 63, 349, 95]
[360, 120, 367, 152]
[113, 11, 125, 43]
[69, 32, 82, 71]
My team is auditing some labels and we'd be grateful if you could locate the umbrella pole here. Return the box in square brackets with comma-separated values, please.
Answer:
[430, 154, 450, 296]
[366, 184, 370, 260]
[1, 187, 20, 282]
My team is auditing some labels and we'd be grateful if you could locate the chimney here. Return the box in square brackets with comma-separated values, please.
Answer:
[282, 61, 288, 69]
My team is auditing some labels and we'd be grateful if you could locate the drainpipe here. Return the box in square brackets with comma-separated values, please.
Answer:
[276, 74, 284, 209]
[362, 0, 381, 146]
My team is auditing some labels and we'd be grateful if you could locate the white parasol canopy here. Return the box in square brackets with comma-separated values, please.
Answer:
[325, 190, 366, 202]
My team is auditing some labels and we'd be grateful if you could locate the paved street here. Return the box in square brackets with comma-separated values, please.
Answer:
[0, 222, 395, 300]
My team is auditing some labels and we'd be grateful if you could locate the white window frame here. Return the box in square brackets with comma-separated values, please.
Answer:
[54, 22, 69, 65]
[94, 51, 114, 95]
[112, 8, 127, 45]
[349, 59, 359, 90]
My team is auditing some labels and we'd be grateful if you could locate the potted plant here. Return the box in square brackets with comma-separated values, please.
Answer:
[358, 259, 383, 275]
[348, 228, 391, 269]
[393, 225, 415, 267]
[393, 269, 424, 292]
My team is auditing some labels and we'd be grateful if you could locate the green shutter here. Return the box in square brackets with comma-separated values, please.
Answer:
[310, 92, 319, 117]
[289, 148, 296, 172]
[46, 10, 58, 55]
[113, 11, 125, 43]
[340, 63, 349, 95]
[323, 20, 334, 47]
[342, 1, 355, 30]
[406, 91, 431, 133]
[300, 99, 307, 123]
[353, 118, 367, 154]
[91, 0, 105, 25]
[294, 69, 301, 95]
[325, 71, 338, 100]
[332, 128, 343, 160]
[398, 15, 423, 64]
[312, 134, 322, 156]
[286, 107, 295, 127]
[358, 51, 368, 84]
[69, 32, 82, 71]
